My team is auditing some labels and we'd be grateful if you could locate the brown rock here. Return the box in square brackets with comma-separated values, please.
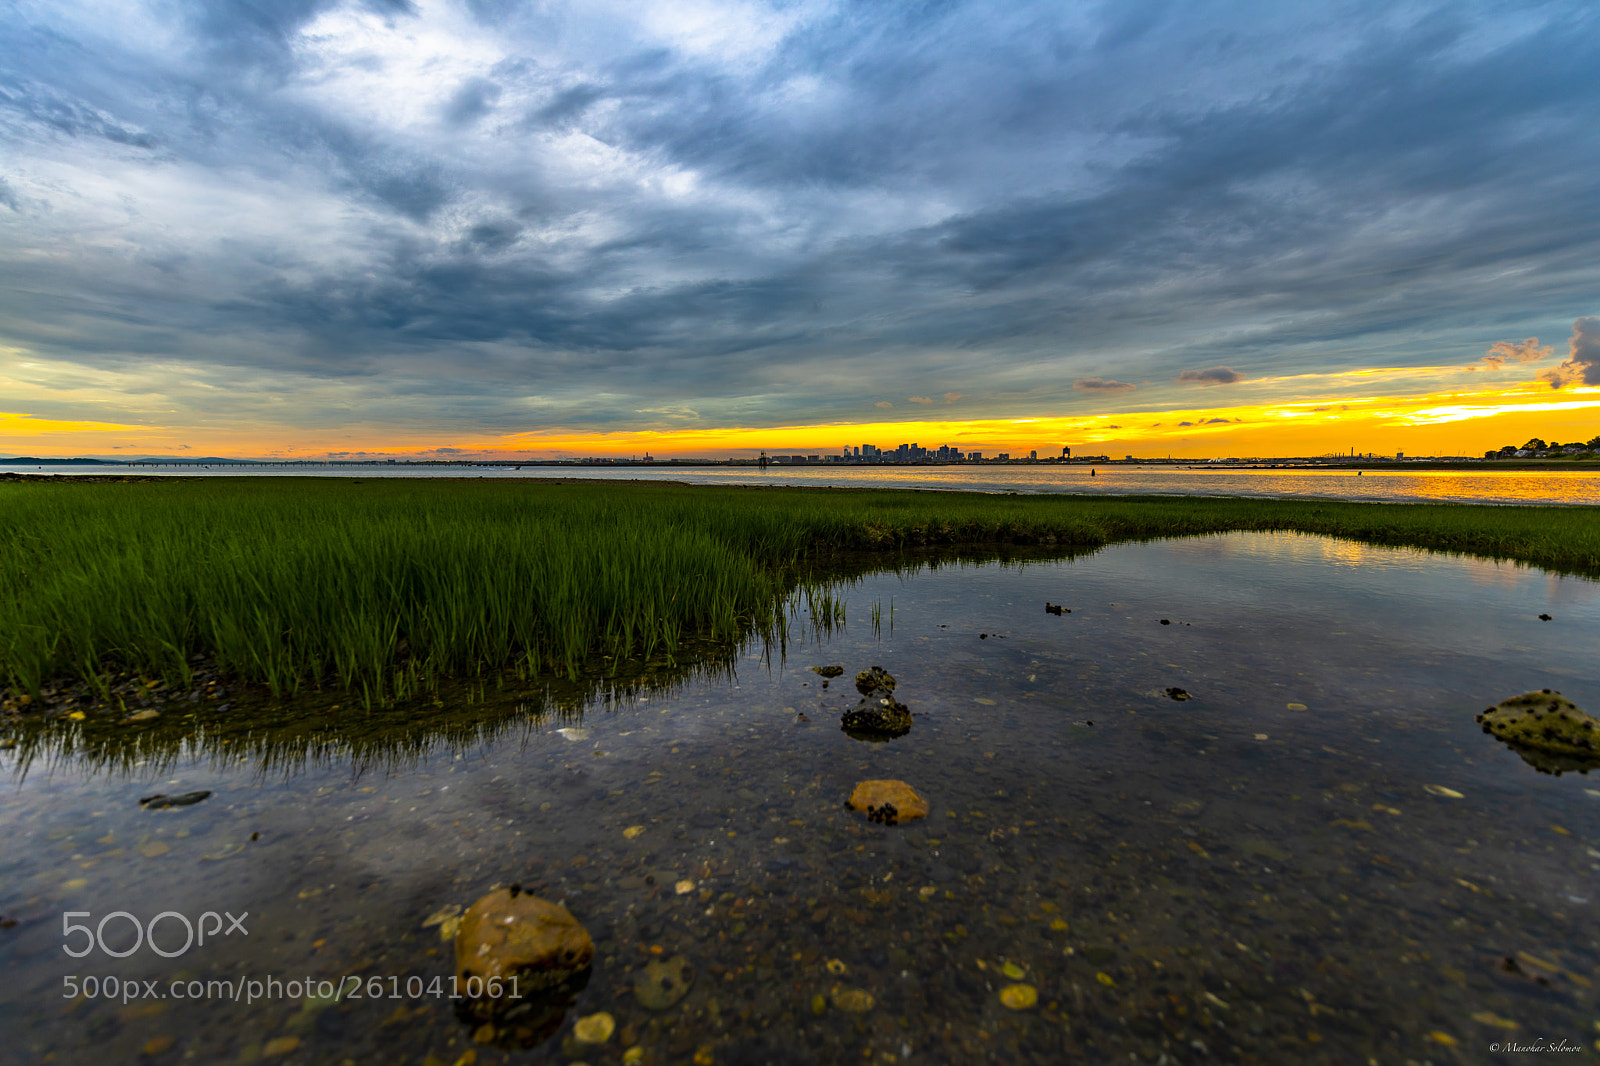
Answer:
[454, 887, 593, 1019]
[847, 780, 929, 822]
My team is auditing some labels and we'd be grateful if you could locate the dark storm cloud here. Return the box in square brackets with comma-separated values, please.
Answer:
[3, 0, 1600, 433]
[1177, 367, 1244, 385]
[1539, 316, 1600, 388]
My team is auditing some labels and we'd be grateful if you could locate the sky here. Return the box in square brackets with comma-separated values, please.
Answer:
[2, 0, 1599, 461]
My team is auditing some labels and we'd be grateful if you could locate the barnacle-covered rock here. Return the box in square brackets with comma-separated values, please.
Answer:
[1476, 690, 1600, 774]
[841, 693, 912, 738]
[854, 667, 896, 696]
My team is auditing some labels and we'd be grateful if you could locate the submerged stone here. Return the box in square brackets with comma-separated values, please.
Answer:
[572, 1011, 615, 1044]
[139, 790, 211, 809]
[454, 887, 594, 1020]
[633, 954, 695, 1010]
[848, 780, 929, 822]
[999, 983, 1037, 1010]
[830, 986, 874, 1013]
[1476, 690, 1600, 773]
[811, 665, 844, 678]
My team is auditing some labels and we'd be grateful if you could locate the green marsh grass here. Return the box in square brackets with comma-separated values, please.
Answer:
[2, 477, 1598, 703]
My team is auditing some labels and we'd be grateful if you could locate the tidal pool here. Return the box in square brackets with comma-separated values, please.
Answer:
[2, 532, 1598, 1065]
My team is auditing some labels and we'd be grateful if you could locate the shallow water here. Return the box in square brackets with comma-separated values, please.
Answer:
[2, 533, 1598, 1065]
[20, 461, 1600, 505]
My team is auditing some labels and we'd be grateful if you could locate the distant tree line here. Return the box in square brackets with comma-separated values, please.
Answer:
[1487, 436, 1600, 459]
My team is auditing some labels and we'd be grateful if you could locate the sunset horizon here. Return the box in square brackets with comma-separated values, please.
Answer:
[5, 2, 1599, 466]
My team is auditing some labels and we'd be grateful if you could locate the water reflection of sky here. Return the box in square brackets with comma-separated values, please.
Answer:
[27, 463, 1600, 505]
[2, 533, 1598, 1064]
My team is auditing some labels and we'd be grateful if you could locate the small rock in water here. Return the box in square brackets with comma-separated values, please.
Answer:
[1476, 690, 1600, 769]
[139, 790, 212, 809]
[830, 986, 874, 1013]
[633, 954, 694, 1010]
[127, 709, 161, 722]
[1160, 619, 1171, 625]
[844, 668, 911, 738]
[1044, 603, 1066, 615]
[1538, 613, 1552, 621]
[999, 984, 1037, 1010]
[454, 888, 594, 1020]
[854, 666, 895, 696]
[1165, 687, 1192, 701]
[841, 694, 912, 739]
[848, 780, 929, 822]
[422, 904, 461, 929]
[572, 1011, 615, 1044]
[811, 665, 844, 678]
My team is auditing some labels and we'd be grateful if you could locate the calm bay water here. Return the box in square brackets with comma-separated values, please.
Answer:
[13, 462, 1600, 506]
[2, 532, 1597, 1065]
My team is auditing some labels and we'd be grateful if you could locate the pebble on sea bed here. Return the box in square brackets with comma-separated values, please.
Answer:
[999, 984, 1038, 1010]
[830, 986, 874, 1013]
[453, 887, 594, 1020]
[572, 1011, 615, 1044]
[633, 954, 695, 1010]
[847, 780, 929, 822]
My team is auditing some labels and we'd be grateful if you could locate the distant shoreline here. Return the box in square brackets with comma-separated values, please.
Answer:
[3, 457, 1597, 472]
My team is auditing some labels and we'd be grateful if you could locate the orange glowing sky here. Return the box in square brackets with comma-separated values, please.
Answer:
[3, 359, 1596, 461]
[2, 1, 1598, 463]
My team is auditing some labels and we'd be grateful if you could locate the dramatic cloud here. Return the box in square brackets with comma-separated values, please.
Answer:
[1, 0, 1598, 452]
[1538, 316, 1600, 389]
[1483, 337, 1552, 367]
[1177, 367, 1245, 385]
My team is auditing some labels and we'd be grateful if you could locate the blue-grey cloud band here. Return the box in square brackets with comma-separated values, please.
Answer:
[1, 0, 1598, 432]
